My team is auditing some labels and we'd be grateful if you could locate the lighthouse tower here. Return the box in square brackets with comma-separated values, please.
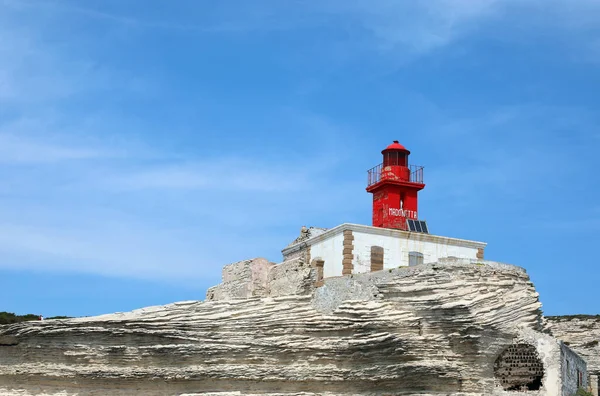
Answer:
[366, 141, 425, 231]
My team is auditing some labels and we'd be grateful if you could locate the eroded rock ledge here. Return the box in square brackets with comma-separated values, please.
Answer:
[0, 260, 572, 395]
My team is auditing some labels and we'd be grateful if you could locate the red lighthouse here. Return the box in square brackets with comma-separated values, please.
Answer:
[366, 141, 425, 231]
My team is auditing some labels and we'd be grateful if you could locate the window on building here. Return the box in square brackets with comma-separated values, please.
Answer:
[409, 251, 424, 267]
[370, 246, 384, 272]
[384, 151, 407, 167]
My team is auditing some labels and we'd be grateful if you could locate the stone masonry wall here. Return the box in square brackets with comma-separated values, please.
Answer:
[267, 258, 316, 297]
[561, 343, 588, 395]
[342, 230, 354, 275]
[207, 257, 316, 301]
[546, 316, 600, 395]
[206, 258, 275, 301]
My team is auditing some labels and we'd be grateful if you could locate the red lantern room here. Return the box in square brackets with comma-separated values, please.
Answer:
[366, 141, 425, 230]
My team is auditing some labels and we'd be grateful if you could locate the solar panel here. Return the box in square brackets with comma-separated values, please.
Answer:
[406, 219, 416, 232]
[405, 219, 429, 234]
[414, 220, 423, 232]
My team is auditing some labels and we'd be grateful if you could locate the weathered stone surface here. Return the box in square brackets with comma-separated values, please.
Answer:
[206, 258, 275, 301]
[547, 315, 600, 394]
[282, 227, 328, 262]
[267, 258, 316, 297]
[286, 226, 329, 248]
[546, 316, 600, 375]
[207, 258, 315, 301]
[0, 261, 575, 395]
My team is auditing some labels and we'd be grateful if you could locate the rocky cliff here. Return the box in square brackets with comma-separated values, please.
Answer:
[546, 315, 600, 392]
[0, 260, 561, 395]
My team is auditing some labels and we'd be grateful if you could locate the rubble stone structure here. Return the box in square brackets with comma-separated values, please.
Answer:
[0, 258, 589, 396]
[546, 316, 600, 396]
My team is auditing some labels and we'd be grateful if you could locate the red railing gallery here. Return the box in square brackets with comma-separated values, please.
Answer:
[367, 164, 424, 187]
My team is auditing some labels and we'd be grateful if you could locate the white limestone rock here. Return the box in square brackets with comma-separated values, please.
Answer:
[0, 261, 558, 395]
[546, 316, 600, 374]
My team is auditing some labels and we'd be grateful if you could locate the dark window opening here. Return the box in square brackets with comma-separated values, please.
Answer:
[384, 151, 407, 167]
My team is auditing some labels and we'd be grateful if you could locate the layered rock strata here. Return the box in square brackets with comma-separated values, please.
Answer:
[546, 316, 600, 375]
[546, 315, 600, 395]
[0, 261, 567, 395]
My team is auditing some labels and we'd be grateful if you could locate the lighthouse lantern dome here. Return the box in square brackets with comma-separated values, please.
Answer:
[382, 140, 410, 167]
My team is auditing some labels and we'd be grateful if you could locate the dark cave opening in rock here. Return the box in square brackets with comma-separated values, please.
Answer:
[494, 343, 544, 391]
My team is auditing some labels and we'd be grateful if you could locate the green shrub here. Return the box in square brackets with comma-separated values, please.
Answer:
[546, 314, 600, 321]
[0, 312, 72, 324]
[575, 388, 593, 396]
[0, 312, 40, 325]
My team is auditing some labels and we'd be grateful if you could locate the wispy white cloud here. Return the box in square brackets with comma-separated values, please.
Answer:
[0, 56, 354, 282]
[105, 160, 312, 193]
[0, 127, 348, 279]
[1, 0, 502, 57]
[1, 0, 598, 285]
[6, 0, 599, 64]
[0, 2, 156, 107]
[3, 0, 208, 32]
[0, 133, 107, 163]
[0, 30, 76, 102]
[0, 1, 357, 277]
[320, 0, 501, 54]
[0, 220, 226, 282]
[421, 103, 600, 206]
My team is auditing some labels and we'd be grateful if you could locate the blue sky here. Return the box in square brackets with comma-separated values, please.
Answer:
[0, 0, 599, 317]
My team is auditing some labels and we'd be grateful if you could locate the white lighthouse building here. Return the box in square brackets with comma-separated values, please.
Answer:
[281, 141, 486, 279]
